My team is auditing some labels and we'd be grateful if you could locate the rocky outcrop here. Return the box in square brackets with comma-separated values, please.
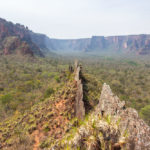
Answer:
[52, 83, 150, 150]
[97, 83, 150, 150]
[0, 18, 43, 56]
[2, 36, 33, 56]
[97, 83, 126, 116]
[74, 61, 85, 120]
[0, 61, 149, 149]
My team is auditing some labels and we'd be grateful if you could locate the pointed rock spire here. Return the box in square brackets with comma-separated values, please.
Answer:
[97, 83, 150, 150]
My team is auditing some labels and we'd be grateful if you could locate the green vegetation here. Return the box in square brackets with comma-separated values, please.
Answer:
[78, 54, 150, 125]
[0, 53, 150, 149]
[0, 54, 150, 125]
[140, 105, 150, 124]
[0, 55, 71, 120]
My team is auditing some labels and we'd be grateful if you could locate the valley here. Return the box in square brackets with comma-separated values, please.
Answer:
[0, 56, 150, 149]
[0, 17, 150, 150]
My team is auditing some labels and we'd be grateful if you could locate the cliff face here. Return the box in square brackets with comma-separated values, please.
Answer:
[48, 35, 150, 55]
[86, 36, 106, 51]
[2, 36, 33, 56]
[104, 35, 150, 54]
[1, 17, 150, 56]
[0, 18, 43, 56]
[50, 38, 91, 51]
[29, 32, 55, 53]
[81, 35, 150, 54]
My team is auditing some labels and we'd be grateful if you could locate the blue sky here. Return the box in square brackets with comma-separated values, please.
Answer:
[0, 0, 150, 39]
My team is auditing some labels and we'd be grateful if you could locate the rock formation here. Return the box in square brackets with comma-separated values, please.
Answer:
[0, 18, 43, 56]
[2, 36, 34, 56]
[1, 17, 150, 56]
[97, 83, 150, 150]
[48, 35, 150, 55]
[74, 61, 85, 120]
[0, 62, 149, 150]
[52, 83, 150, 150]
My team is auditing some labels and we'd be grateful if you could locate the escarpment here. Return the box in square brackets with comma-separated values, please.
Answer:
[1, 17, 150, 56]
[0, 18, 43, 56]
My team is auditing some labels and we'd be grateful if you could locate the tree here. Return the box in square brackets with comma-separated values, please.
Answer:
[0, 94, 12, 105]
[140, 105, 150, 125]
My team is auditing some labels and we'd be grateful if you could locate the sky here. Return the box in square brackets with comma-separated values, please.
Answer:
[0, 0, 150, 39]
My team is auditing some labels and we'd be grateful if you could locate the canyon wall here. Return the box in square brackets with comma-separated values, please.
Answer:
[1, 17, 150, 56]
[49, 35, 150, 55]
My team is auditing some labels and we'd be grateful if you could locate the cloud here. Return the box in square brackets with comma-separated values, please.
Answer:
[0, 0, 150, 38]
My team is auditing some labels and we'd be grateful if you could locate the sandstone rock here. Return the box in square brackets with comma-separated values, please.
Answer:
[74, 62, 85, 120]
[0, 18, 43, 56]
[97, 83, 150, 150]
[48, 35, 150, 55]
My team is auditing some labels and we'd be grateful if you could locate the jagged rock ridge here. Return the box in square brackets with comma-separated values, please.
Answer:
[97, 83, 150, 149]
[0, 63, 149, 150]
[52, 83, 150, 150]
[0, 62, 85, 149]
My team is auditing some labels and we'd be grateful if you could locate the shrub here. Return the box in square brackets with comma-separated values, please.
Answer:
[44, 87, 54, 98]
[140, 105, 150, 124]
[54, 75, 60, 83]
[0, 94, 13, 105]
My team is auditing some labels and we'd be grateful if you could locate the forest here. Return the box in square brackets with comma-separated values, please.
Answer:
[0, 53, 150, 125]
